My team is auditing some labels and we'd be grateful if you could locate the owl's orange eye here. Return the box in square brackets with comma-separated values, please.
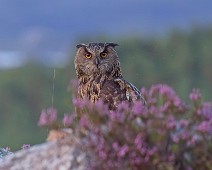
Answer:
[85, 53, 92, 59]
[100, 52, 107, 58]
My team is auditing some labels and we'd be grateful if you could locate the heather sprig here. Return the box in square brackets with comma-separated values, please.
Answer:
[21, 144, 30, 150]
[38, 107, 58, 128]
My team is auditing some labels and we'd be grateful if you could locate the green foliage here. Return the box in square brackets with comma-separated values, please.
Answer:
[0, 64, 74, 150]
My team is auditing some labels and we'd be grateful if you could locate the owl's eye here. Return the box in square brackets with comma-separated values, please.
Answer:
[100, 52, 107, 58]
[85, 53, 92, 59]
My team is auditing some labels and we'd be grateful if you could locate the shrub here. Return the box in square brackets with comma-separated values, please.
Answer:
[39, 84, 212, 170]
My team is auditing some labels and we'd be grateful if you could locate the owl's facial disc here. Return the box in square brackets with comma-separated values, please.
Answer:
[75, 42, 119, 77]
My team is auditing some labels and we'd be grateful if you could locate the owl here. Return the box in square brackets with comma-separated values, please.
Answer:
[74, 42, 146, 109]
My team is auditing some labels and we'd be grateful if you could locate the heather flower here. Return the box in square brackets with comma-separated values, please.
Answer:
[38, 110, 48, 127]
[147, 147, 157, 156]
[63, 113, 74, 127]
[166, 116, 176, 129]
[149, 84, 161, 96]
[160, 101, 170, 113]
[117, 101, 130, 112]
[22, 144, 30, 150]
[187, 135, 199, 146]
[148, 97, 157, 105]
[132, 101, 147, 116]
[108, 111, 125, 123]
[140, 147, 147, 155]
[172, 134, 180, 143]
[38, 107, 57, 127]
[98, 150, 107, 160]
[144, 155, 149, 162]
[159, 84, 175, 98]
[141, 87, 148, 97]
[79, 115, 89, 128]
[179, 119, 189, 127]
[180, 130, 189, 140]
[149, 105, 158, 115]
[134, 133, 145, 149]
[201, 102, 212, 119]
[196, 108, 202, 116]
[72, 97, 86, 108]
[117, 145, 129, 158]
[186, 166, 193, 170]
[112, 142, 119, 151]
[189, 88, 201, 101]
[47, 108, 57, 121]
[196, 121, 212, 133]
[173, 96, 181, 106]
[168, 154, 175, 161]
[94, 99, 109, 115]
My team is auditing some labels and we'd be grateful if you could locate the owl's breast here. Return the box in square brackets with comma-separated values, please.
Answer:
[99, 79, 128, 109]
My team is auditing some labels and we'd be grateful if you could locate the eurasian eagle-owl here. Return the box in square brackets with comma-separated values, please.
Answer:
[74, 42, 146, 109]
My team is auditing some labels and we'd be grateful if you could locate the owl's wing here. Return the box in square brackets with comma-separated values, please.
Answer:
[114, 78, 146, 105]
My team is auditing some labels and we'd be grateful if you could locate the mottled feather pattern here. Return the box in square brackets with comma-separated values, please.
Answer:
[114, 78, 146, 105]
[74, 42, 146, 109]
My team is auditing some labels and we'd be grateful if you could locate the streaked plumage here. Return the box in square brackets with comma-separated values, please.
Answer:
[74, 42, 146, 109]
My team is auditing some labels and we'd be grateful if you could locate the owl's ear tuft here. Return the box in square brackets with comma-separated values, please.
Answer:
[105, 43, 119, 48]
[76, 43, 87, 49]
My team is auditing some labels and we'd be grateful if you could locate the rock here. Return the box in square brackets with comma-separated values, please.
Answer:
[0, 130, 88, 170]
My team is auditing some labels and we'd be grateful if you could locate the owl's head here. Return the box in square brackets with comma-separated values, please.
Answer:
[74, 42, 122, 78]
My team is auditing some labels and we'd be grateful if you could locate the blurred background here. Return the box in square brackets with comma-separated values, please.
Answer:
[0, 0, 212, 150]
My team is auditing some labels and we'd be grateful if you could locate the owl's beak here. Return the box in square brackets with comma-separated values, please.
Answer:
[94, 57, 100, 68]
